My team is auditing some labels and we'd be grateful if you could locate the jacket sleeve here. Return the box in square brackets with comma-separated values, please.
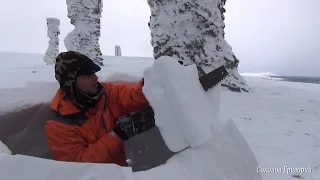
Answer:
[106, 79, 149, 117]
[45, 120, 123, 163]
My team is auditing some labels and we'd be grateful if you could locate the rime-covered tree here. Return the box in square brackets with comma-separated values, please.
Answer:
[64, 0, 104, 65]
[147, 0, 250, 92]
[115, 45, 122, 56]
[43, 18, 60, 65]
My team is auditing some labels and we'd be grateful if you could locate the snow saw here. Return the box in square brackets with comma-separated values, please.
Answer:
[117, 65, 229, 135]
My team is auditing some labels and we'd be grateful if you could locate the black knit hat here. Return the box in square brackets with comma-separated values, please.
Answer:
[54, 51, 101, 93]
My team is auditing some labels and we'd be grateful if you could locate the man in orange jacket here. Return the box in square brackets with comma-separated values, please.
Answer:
[45, 51, 152, 166]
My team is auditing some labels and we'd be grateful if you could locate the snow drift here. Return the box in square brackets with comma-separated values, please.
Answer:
[0, 56, 262, 180]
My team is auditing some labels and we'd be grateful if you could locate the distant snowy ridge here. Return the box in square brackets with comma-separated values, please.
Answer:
[241, 72, 278, 77]
[241, 72, 320, 85]
[241, 72, 284, 81]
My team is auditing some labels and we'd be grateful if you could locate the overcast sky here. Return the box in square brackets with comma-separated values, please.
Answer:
[0, 0, 319, 76]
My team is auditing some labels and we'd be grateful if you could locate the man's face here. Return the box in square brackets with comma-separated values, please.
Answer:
[75, 73, 99, 95]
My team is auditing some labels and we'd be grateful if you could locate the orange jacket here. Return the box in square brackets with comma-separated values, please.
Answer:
[45, 80, 148, 165]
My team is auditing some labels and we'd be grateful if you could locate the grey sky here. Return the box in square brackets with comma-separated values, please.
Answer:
[0, 0, 319, 76]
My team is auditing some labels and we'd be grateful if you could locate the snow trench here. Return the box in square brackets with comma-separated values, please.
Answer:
[0, 57, 262, 180]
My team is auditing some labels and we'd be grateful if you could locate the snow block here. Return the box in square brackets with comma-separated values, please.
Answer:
[134, 119, 263, 180]
[167, 119, 263, 180]
[142, 56, 220, 152]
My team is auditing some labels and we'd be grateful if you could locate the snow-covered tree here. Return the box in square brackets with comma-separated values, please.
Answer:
[43, 18, 60, 65]
[64, 0, 104, 65]
[147, 0, 250, 92]
[115, 45, 122, 56]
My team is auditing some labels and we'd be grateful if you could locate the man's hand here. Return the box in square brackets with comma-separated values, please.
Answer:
[113, 105, 155, 140]
[113, 115, 135, 140]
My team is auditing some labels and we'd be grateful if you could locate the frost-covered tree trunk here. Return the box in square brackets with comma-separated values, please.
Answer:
[43, 18, 60, 65]
[115, 45, 122, 56]
[147, 0, 250, 92]
[64, 0, 104, 65]
[218, 0, 249, 92]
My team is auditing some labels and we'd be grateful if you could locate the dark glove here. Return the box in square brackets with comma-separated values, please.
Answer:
[113, 105, 155, 140]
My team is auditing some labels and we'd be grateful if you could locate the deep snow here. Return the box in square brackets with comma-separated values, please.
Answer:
[0, 53, 262, 180]
[0, 52, 319, 180]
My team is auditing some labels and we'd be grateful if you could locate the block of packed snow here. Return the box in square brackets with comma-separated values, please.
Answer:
[166, 119, 263, 180]
[142, 56, 220, 152]
[0, 141, 11, 156]
[134, 119, 262, 180]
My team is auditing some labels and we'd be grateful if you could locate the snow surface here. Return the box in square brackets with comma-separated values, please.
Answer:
[0, 52, 319, 180]
[220, 77, 320, 180]
[142, 56, 220, 151]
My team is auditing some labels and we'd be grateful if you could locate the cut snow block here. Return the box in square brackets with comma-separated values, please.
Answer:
[134, 119, 263, 180]
[142, 56, 219, 152]
[165, 119, 263, 180]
